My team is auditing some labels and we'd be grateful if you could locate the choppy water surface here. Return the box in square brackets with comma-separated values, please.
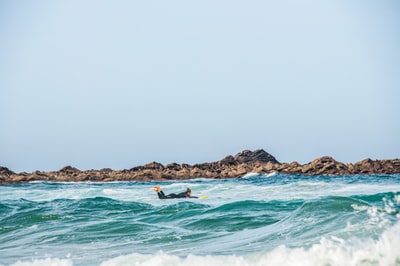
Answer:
[1, 174, 400, 266]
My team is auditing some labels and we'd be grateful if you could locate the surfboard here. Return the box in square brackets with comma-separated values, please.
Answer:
[145, 195, 208, 201]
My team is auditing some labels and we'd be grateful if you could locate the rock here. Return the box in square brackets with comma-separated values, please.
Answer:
[299, 156, 349, 175]
[130, 166, 144, 171]
[0, 167, 15, 176]
[350, 158, 400, 174]
[144, 162, 164, 170]
[59, 166, 80, 175]
[219, 155, 237, 165]
[233, 149, 280, 164]
[1, 149, 399, 184]
[166, 163, 181, 170]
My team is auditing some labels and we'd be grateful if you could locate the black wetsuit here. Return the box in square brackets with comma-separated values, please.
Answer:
[157, 191, 198, 199]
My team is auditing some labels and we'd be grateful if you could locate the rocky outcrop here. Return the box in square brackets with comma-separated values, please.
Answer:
[276, 157, 349, 175]
[0, 167, 15, 184]
[0, 167, 14, 176]
[233, 149, 279, 164]
[59, 166, 81, 175]
[1, 149, 399, 184]
[348, 158, 400, 174]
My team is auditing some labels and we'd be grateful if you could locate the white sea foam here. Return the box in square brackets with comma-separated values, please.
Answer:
[351, 203, 369, 211]
[242, 172, 260, 178]
[9, 258, 73, 266]
[262, 220, 400, 266]
[6, 220, 400, 266]
[241, 172, 277, 178]
[98, 221, 400, 266]
[266, 171, 278, 177]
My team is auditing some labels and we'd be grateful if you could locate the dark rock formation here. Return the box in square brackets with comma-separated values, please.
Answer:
[1, 149, 399, 184]
[218, 149, 279, 166]
[348, 158, 400, 174]
[233, 149, 279, 164]
[59, 166, 80, 175]
[0, 167, 15, 184]
[144, 162, 164, 170]
[0, 167, 14, 176]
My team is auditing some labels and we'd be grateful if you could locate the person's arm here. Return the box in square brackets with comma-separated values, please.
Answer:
[157, 191, 167, 199]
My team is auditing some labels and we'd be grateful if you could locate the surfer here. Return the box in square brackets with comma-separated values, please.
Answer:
[153, 186, 198, 199]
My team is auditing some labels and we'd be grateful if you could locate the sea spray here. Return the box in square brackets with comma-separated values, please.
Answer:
[1, 174, 399, 266]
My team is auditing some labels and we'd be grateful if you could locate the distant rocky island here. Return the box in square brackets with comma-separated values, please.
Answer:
[1, 149, 400, 184]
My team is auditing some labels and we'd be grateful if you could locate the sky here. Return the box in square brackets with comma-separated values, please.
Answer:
[1, 0, 399, 172]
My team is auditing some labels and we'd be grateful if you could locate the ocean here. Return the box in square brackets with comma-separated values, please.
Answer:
[0, 173, 399, 266]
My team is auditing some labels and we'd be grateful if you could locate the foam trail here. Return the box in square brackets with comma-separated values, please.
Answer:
[100, 221, 400, 266]
[263, 222, 400, 266]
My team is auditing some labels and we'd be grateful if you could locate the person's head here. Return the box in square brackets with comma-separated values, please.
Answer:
[153, 186, 161, 192]
[186, 188, 191, 195]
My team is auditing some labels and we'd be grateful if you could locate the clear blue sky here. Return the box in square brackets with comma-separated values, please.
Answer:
[1, 1, 399, 172]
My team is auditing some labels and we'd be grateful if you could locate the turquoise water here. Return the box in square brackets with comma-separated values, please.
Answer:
[1, 174, 400, 266]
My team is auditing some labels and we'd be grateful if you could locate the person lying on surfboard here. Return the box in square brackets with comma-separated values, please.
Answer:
[153, 186, 198, 199]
